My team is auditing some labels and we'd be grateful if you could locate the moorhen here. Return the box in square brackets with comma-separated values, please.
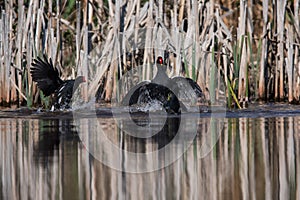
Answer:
[121, 56, 203, 114]
[30, 55, 86, 110]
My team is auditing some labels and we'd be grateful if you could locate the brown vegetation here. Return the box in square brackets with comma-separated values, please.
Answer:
[0, 0, 299, 108]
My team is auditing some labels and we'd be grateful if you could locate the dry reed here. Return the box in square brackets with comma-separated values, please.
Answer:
[0, 0, 300, 108]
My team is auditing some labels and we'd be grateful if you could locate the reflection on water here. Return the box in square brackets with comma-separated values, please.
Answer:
[0, 110, 300, 199]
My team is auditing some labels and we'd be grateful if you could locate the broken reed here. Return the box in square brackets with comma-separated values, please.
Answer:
[0, 0, 299, 108]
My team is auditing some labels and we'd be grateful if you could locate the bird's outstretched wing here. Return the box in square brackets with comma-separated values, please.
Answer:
[30, 55, 63, 96]
[171, 77, 204, 99]
[121, 81, 150, 106]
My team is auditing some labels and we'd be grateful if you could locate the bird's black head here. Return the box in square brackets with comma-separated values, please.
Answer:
[75, 76, 86, 84]
[156, 56, 164, 65]
[73, 76, 86, 92]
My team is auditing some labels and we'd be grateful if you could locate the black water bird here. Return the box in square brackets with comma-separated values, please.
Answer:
[30, 55, 86, 110]
[121, 56, 204, 114]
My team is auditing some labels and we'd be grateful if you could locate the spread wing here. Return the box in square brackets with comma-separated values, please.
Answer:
[30, 55, 63, 96]
[171, 77, 204, 98]
[121, 81, 150, 106]
[121, 81, 183, 114]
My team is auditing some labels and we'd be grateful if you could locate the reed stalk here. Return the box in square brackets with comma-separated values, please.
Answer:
[0, 0, 299, 108]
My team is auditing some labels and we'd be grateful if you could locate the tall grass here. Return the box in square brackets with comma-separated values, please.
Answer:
[0, 0, 299, 108]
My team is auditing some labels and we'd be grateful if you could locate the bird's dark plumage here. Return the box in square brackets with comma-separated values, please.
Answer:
[171, 76, 204, 99]
[30, 55, 86, 110]
[31, 55, 63, 96]
[129, 83, 181, 114]
[121, 56, 204, 114]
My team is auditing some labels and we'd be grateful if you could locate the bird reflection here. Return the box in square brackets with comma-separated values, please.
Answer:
[33, 118, 80, 167]
[119, 113, 182, 153]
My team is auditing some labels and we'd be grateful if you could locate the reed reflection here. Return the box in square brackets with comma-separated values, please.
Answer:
[0, 115, 300, 199]
[33, 119, 80, 165]
[76, 112, 206, 172]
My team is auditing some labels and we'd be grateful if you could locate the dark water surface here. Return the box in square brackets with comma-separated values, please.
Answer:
[1, 104, 300, 199]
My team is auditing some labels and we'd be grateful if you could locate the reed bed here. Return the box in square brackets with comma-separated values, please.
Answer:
[0, 0, 299, 108]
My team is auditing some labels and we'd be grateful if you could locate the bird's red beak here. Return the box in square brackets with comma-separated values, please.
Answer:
[82, 76, 87, 82]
